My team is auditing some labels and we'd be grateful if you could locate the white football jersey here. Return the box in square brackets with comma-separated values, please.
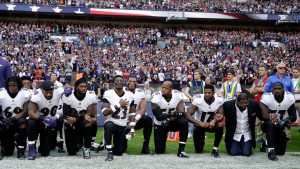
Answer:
[31, 88, 64, 118]
[103, 89, 135, 127]
[151, 90, 183, 125]
[192, 94, 224, 123]
[0, 88, 31, 118]
[261, 92, 295, 120]
[62, 90, 98, 116]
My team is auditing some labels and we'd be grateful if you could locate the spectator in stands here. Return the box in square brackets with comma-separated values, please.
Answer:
[264, 62, 294, 94]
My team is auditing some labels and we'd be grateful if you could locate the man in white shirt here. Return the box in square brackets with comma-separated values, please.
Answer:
[223, 93, 261, 156]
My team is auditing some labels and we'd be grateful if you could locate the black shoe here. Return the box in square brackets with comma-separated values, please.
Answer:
[195, 148, 204, 154]
[17, 148, 26, 160]
[260, 142, 266, 152]
[95, 142, 105, 153]
[268, 149, 278, 161]
[83, 148, 91, 159]
[177, 151, 189, 158]
[105, 152, 113, 161]
[211, 149, 220, 158]
[141, 148, 150, 155]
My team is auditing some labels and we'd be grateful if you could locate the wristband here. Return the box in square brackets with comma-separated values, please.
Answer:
[102, 108, 108, 113]
[135, 114, 142, 121]
[129, 113, 136, 116]
[129, 122, 136, 127]
[130, 129, 135, 133]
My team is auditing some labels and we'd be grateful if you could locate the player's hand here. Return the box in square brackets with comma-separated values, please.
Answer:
[215, 114, 223, 121]
[269, 113, 277, 124]
[208, 120, 216, 129]
[126, 132, 135, 140]
[119, 99, 129, 109]
[84, 114, 92, 123]
[66, 116, 77, 125]
[161, 118, 170, 128]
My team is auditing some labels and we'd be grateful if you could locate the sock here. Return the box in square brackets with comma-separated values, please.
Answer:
[213, 147, 218, 150]
[268, 148, 274, 152]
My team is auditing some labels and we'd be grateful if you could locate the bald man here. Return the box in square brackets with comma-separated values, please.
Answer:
[151, 81, 189, 158]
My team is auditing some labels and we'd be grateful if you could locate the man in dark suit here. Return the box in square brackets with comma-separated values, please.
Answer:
[223, 93, 261, 156]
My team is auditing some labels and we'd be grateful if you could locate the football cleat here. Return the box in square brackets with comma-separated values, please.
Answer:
[268, 149, 278, 161]
[17, 148, 26, 160]
[105, 152, 113, 161]
[177, 151, 189, 158]
[211, 149, 220, 158]
[141, 147, 151, 155]
[83, 148, 91, 159]
[28, 144, 36, 160]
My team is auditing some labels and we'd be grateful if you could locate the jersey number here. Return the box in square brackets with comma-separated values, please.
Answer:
[112, 108, 127, 120]
[40, 106, 58, 117]
[4, 107, 22, 118]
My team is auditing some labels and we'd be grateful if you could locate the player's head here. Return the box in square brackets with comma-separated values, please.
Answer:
[74, 78, 88, 96]
[6, 76, 22, 97]
[20, 76, 32, 89]
[114, 75, 124, 90]
[272, 82, 284, 98]
[50, 73, 58, 82]
[128, 75, 137, 91]
[161, 80, 173, 97]
[40, 80, 55, 100]
[236, 93, 249, 111]
[204, 84, 215, 101]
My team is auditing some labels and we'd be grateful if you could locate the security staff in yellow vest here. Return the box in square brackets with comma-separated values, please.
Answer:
[221, 70, 242, 102]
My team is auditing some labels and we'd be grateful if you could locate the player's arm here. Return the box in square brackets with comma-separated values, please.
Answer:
[28, 101, 39, 120]
[86, 103, 97, 125]
[128, 101, 136, 129]
[151, 103, 172, 121]
[15, 100, 29, 119]
[259, 102, 275, 123]
[183, 86, 193, 101]
[185, 104, 200, 125]
[215, 105, 224, 122]
[286, 104, 297, 123]
[101, 98, 115, 116]
[127, 101, 136, 139]
[136, 98, 146, 121]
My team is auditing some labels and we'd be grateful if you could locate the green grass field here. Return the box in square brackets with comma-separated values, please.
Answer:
[95, 126, 300, 154]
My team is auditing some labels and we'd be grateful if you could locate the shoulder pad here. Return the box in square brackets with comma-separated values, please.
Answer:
[173, 90, 180, 93]
[89, 91, 95, 94]
[193, 94, 201, 99]
[152, 91, 160, 96]
[0, 88, 3, 91]
[137, 89, 144, 93]
[30, 94, 41, 103]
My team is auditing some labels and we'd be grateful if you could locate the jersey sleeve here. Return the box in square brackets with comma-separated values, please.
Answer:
[30, 94, 41, 104]
[22, 89, 32, 101]
[260, 93, 270, 106]
[192, 95, 202, 107]
[0, 88, 5, 100]
[137, 89, 146, 99]
[151, 91, 161, 104]
[103, 90, 112, 101]
[88, 91, 98, 104]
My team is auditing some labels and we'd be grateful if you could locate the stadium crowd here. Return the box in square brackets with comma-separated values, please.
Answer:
[0, 22, 300, 86]
[0, 0, 299, 14]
